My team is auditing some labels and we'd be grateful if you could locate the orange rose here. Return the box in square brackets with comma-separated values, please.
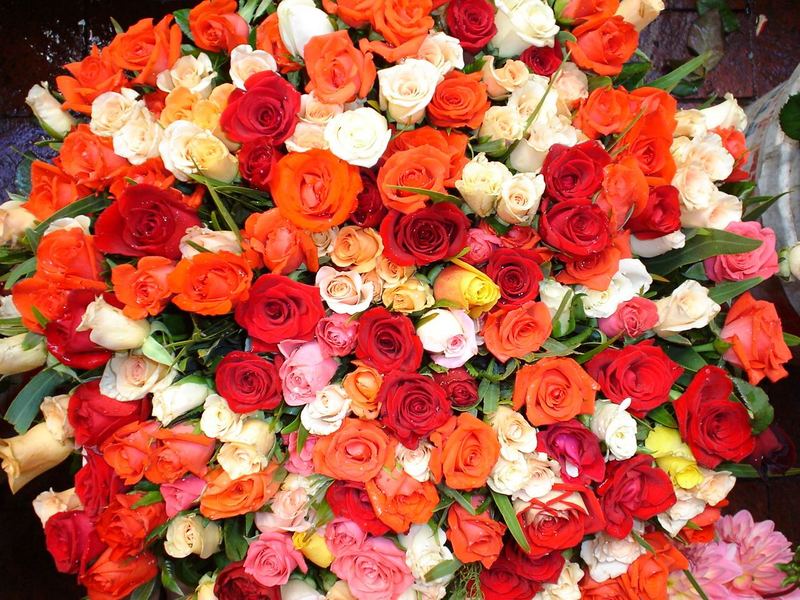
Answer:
[189, 0, 249, 53]
[23, 161, 89, 221]
[382, 126, 468, 188]
[111, 257, 175, 320]
[270, 149, 362, 232]
[343, 361, 384, 419]
[427, 71, 490, 129]
[56, 46, 127, 114]
[557, 237, 626, 290]
[100, 421, 160, 485]
[482, 301, 552, 362]
[36, 228, 106, 291]
[80, 549, 158, 600]
[371, 0, 433, 47]
[512, 357, 598, 426]
[304, 31, 376, 105]
[322, 0, 373, 27]
[242, 209, 319, 275]
[108, 160, 204, 209]
[255, 13, 302, 73]
[11, 275, 70, 334]
[627, 87, 678, 141]
[597, 157, 649, 229]
[167, 251, 252, 316]
[679, 504, 723, 544]
[365, 467, 439, 533]
[145, 425, 217, 484]
[441, 413, 500, 490]
[446, 502, 506, 568]
[567, 16, 638, 76]
[378, 145, 450, 214]
[620, 135, 676, 186]
[574, 86, 632, 139]
[59, 124, 128, 191]
[200, 463, 282, 520]
[313, 418, 395, 482]
[95, 492, 168, 561]
[106, 15, 182, 86]
[619, 532, 688, 600]
[562, 0, 620, 21]
[579, 576, 631, 600]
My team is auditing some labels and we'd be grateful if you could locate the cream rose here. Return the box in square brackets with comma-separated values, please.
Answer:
[674, 109, 708, 138]
[680, 189, 742, 229]
[552, 62, 589, 110]
[481, 56, 530, 100]
[32, 487, 81, 526]
[378, 59, 443, 125]
[229, 44, 278, 89]
[224, 418, 276, 453]
[415, 308, 479, 368]
[0, 423, 73, 493]
[654, 280, 721, 338]
[315, 266, 374, 315]
[90, 88, 140, 137]
[699, 92, 748, 131]
[217, 441, 271, 479]
[657, 488, 706, 537]
[479, 105, 525, 147]
[508, 75, 559, 126]
[590, 399, 637, 460]
[489, 452, 556, 501]
[152, 377, 211, 425]
[694, 467, 735, 506]
[157, 53, 217, 96]
[160, 120, 238, 182]
[0, 333, 47, 376]
[40, 394, 74, 444]
[43, 215, 91, 236]
[396, 441, 434, 483]
[195, 574, 217, 600]
[324, 107, 392, 168]
[677, 132, 735, 181]
[301, 93, 344, 125]
[510, 114, 583, 172]
[180, 226, 242, 257]
[277, 0, 334, 58]
[0, 201, 37, 246]
[0, 295, 19, 319]
[26, 83, 75, 138]
[164, 513, 222, 559]
[375, 255, 414, 287]
[330, 226, 383, 273]
[616, 0, 664, 31]
[200, 393, 249, 441]
[382, 276, 435, 313]
[327, 581, 357, 600]
[283, 580, 325, 600]
[672, 164, 718, 212]
[100, 352, 176, 401]
[580, 531, 645, 582]
[301, 384, 352, 436]
[497, 172, 545, 225]
[286, 121, 328, 153]
[312, 227, 338, 257]
[539, 278, 573, 332]
[536, 562, 583, 600]
[399, 525, 454, 583]
[491, 405, 538, 461]
[76, 296, 150, 351]
[492, 0, 559, 57]
[455, 153, 512, 217]
[417, 32, 465, 75]
[112, 109, 162, 166]
[256, 487, 311, 532]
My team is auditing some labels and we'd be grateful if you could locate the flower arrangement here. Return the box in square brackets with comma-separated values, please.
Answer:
[0, 0, 798, 598]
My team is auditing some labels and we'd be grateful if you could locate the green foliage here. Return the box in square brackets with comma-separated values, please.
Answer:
[779, 93, 800, 141]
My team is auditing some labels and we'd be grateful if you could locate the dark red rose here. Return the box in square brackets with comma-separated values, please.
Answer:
[238, 137, 282, 191]
[326, 480, 390, 536]
[45, 290, 112, 370]
[378, 372, 451, 449]
[501, 544, 565, 585]
[44, 510, 105, 574]
[486, 248, 544, 304]
[75, 449, 125, 519]
[234, 274, 325, 352]
[433, 367, 479, 408]
[95, 492, 168, 561]
[520, 41, 563, 76]
[538, 198, 612, 258]
[445, 0, 497, 53]
[350, 168, 387, 228]
[585, 340, 683, 417]
[380, 203, 470, 266]
[480, 563, 542, 600]
[214, 560, 281, 600]
[674, 365, 756, 468]
[542, 141, 610, 202]
[94, 184, 201, 259]
[68, 380, 152, 448]
[597, 454, 676, 539]
[627, 184, 681, 240]
[746, 424, 797, 476]
[537, 420, 605, 485]
[220, 71, 301, 144]
[215, 351, 282, 413]
[355, 307, 423, 373]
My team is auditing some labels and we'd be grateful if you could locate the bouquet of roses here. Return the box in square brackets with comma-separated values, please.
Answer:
[1, 0, 798, 598]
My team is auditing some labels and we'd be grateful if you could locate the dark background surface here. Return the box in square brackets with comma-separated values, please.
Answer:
[0, 0, 799, 598]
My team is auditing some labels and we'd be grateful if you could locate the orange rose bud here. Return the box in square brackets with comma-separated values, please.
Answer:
[427, 71, 490, 130]
[313, 418, 396, 483]
[441, 413, 500, 490]
[242, 209, 319, 275]
[36, 228, 106, 292]
[567, 15, 638, 77]
[304, 31, 377, 105]
[482, 300, 553, 362]
[167, 251, 252, 316]
[255, 13, 302, 73]
[189, 0, 249, 54]
[512, 357, 598, 426]
[23, 161, 89, 221]
[112, 256, 175, 320]
[378, 145, 450, 214]
[106, 15, 182, 86]
[365, 467, 439, 533]
[597, 157, 650, 229]
[343, 361, 384, 419]
[200, 463, 282, 520]
[446, 502, 506, 568]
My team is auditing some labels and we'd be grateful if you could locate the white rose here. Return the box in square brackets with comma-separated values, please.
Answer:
[536, 562, 583, 600]
[514, 453, 558, 501]
[552, 62, 589, 111]
[654, 280, 721, 338]
[396, 441, 434, 483]
[678, 132, 735, 181]
[693, 467, 735, 506]
[160, 120, 238, 182]
[699, 92, 747, 131]
[479, 105, 525, 147]
[631, 231, 686, 258]
[180, 226, 242, 258]
[0, 295, 19, 319]
[491, 405, 538, 461]
[324, 107, 391, 168]
[481, 56, 530, 100]
[0, 333, 47, 375]
[200, 393, 249, 441]
[615, 0, 664, 31]
[580, 532, 645, 582]
[76, 296, 150, 351]
[591, 399, 638, 461]
[286, 121, 328, 153]
[152, 377, 211, 425]
[112, 109, 162, 165]
[417, 32, 465, 75]
[277, 0, 334, 59]
[672, 164, 718, 211]
[378, 59, 443, 125]
[674, 109, 708, 138]
[157, 53, 216, 96]
[43, 215, 91, 236]
[196, 575, 217, 600]
[455, 153, 512, 217]
[26, 83, 75, 138]
[282, 580, 325, 600]
[657, 488, 705, 536]
[489, 452, 556, 500]
[229, 45, 278, 89]
[315, 266, 374, 314]
[0, 201, 36, 247]
[40, 394, 74, 443]
[301, 384, 351, 435]
[398, 525, 454, 583]
[100, 352, 176, 401]
[32, 487, 81, 526]
[788, 243, 800, 280]
[510, 113, 583, 172]
[539, 278, 573, 332]
[217, 441, 270, 479]
[508, 75, 558, 127]
[90, 88, 140, 137]
[301, 92, 344, 125]
[164, 513, 222, 559]
[492, 0, 559, 57]
[224, 418, 275, 453]
[578, 258, 652, 318]
[415, 309, 479, 368]
[680, 189, 742, 229]
[497, 172, 545, 225]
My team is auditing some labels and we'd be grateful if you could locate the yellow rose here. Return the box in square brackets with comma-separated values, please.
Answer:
[0, 423, 74, 493]
[293, 531, 334, 568]
[433, 259, 500, 317]
[645, 425, 703, 489]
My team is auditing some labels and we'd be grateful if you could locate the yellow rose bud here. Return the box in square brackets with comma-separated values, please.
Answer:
[433, 259, 500, 317]
[645, 425, 694, 460]
[656, 454, 704, 489]
[0, 423, 74, 493]
[293, 531, 334, 568]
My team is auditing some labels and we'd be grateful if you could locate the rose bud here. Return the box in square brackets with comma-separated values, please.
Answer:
[76, 296, 151, 351]
[152, 377, 211, 425]
[0, 422, 74, 493]
[615, 0, 665, 31]
[26, 83, 76, 138]
[32, 487, 82, 526]
[0, 200, 37, 247]
[0, 332, 47, 376]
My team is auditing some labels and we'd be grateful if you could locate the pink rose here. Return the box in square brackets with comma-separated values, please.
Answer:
[462, 228, 500, 265]
[704, 221, 779, 282]
[160, 475, 206, 518]
[278, 341, 338, 406]
[598, 296, 659, 338]
[284, 431, 318, 476]
[244, 531, 307, 587]
[331, 536, 413, 600]
[316, 314, 359, 358]
[324, 518, 367, 556]
[254, 488, 310, 532]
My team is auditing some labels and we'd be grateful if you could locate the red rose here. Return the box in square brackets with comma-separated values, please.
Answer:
[94, 184, 201, 259]
[501, 544, 565, 586]
[44, 510, 105, 575]
[350, 168, 387, 228]
[520, 41, 563, 76]
[746, 424, 797, 476]
[326, 480, 390, 536]
[215, 351, 282, 413]
[68, 380, 152, 448]
[537, 420, 605, 485]
[485, 248, 544, 304]
[355, 307, 423, 373]
[597, 454, 676, 539]
[220, 71, 301, 144]
[445, 0, 497, 53]
[214, 560, 281, 600]
[45, 290, 112, 370]
[627, 184, 682, 240]
[715, 127, 750, 182]
[380, 203, 470, 266]
[538, 199, 612, 258]
[433, 367, 479, 408]
[80, 549, 159, 600]
[480, 564, 542, 600]
[542, 141, 610, 202]
[238, 137, 282, 191]
[585, 340, 683, 417]
[674, 365, 756, 468]
[378, 372, 451, 449]
[75, 450, 125, 518]
[95, 492, 168, 561]
[234, 274, 325, 351]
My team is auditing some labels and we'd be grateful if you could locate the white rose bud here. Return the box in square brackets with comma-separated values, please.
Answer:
[787, 243, 800, 281]
[164, 513, 222, 559]
[223, 418, 275, 453]
[157, 53, 217, 96]
[417, 32, 465, 76]
[32, 487, 82, 526]
[535, 562, 584, 600]
[324, 107, 391, 168]
[195, 575, 218, 600]
[0, 201, 37, 247]
[378, 59, 443, 125]
[491, 405, 538, 461]
[26, 83, 75, 138]
[152, 377, 211, 425]
[40, 394, 74, 443]
[301, 384, 351, 436]
[43, 215, 91, 236]
[552, 63, 589, 111]
[578, 259, 652, 319]
[680, 189, 742, 230]
[654, 280, 721, 338]
[229, 45, 278, 89]
[479, 105, 525, 147]
[631, 231, 686, 258]
[539, 278, 573, 332]
[315, 267, 374, 315]
[497, 172, 545, 225]
[455, 153, 512, 217]
[492, 0, 559, 57]
[100, 352, 176, 402]
[396, 441, 434, 483]
[509, 75, 558, 126]
[615, 0, 665, 31]
[580, 531, 645, 582]
[699, 92, 748, 131]
[481, 56, 530, 100]
[398, 525, 454, 583]
[0, 295, 20, 319]
[282, 580, 325, 600]
[76, 296, 150, 351]
[277, 0, 334, 59]
[179, 226, 242, 258]
[674, 109, 708, 138]
[590, 399, 637, 460]
[0, 333, 47, 376]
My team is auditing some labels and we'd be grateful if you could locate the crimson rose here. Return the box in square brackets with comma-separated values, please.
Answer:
[326, 480, 390, 536]
[350, 168, 387, 228]
[445, 0, 497, 53]
[237, 137, 281, 191]
[215, 351, 282, 413]
[433, 367, 479, 408]
[378, 372, 451, 449]
[94, 184, 201, 259]
[480, 564, 542, 600]
[214, 560, 281, 600]
[68, 381, 152, 448]
[542, 141, 610, 202]
[486, 247, 544, 304]
[520, 41, 563, 76]
[45, 290, 112, 370]
[355, 307, 424, 373]
[220, 71, 300, 144]
[501, 544, 565, 586]
[380, 203, 469, 266]
[627, 184, 682, 239]
[44, 510, 105, 574]
[538, 199, 612, 258]
[537, 420, 605, 485]
[75, 450, 125, 519]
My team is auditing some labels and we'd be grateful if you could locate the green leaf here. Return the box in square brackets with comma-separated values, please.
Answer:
[173, 9, 193, 41]
[130, 577, 158, 600]
[437, 485, 476, 515]
[5, 369, 66, 434]
[783, 332, 800, 347]
[32, 194, 111, 239]
[697, 0, 740, 32]
[556, 30, 577, 43]
[632, 531, 656, 553]
[648, 52, 712, 92]
[425, 559, 463, 583]
[615, 61, 651, 89]
[223, 518, 249, 562]
[15, 155, 32, 197]
[574, 334, 619, 365]
[663, 345, 707, 372]
[732, 376, 774, 434]
[490, 490, 530, 553]
[708, 277, 763, 304]
[141, 336, 175, 366]
[743, 193, 789, 222]
[239, 0, 273, 22]
[296, 423, 310, 453]
[131, 490, 164, 508]
[479, 379, 500, 415]
[191, 174, 242, 240]
[160, 559, 184, 595]
[647, 405, 678, 428]
[0, 256, 37, 287]
[587, 75, 613, 91]
[780, 93, 800, 141]
[645, 229, 762, 276]
[387, 185, 461, 205]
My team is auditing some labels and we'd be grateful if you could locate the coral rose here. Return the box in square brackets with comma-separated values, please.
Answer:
[383, 126, 469, 187]
[56, 46, 127, 114]
[36, 228, 106, 292]
[168, 251, 252, 315]
[79, 549, 159, 600]
[441, 413, 500, 490]
[378, 145, 450, 214]
[106, 16, 182, 86]
[313, 418, 395, 483]
[567, 16, 638, 76]
[447, 502, 506, 568]
[145, 425, 217, 484]
[427, 71, 490, 129]
[365, 467, 439, 533]
[189, 0, 249, 53]
[59, 124, 127, 190]
[24, 161, 89, 221]
[200, 464, 281, 520]
[304, 31, 376, 104]
[242, 209, 319, 275]
[371, 0, 434, 47]
[112, 257, 175, 319]
[574, 85, 632, 139]
[483, 301, 552, 362]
